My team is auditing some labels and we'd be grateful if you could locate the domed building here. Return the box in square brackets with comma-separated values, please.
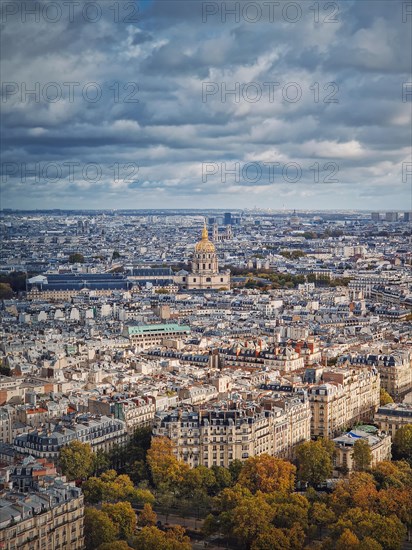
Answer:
[176, 224, 230, 290]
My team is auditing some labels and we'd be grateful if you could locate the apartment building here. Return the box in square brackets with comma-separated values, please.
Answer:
[88, 396, 156, 435]
[342, 351, 412, 399]
[309, 367, 380, 438]
[374, 402, 412, 437]
[153, 397, 311, 468]
[219, 346, 305, 373]
[113, 397, 156, 434]
[0, 457, 84, 550]
[14, 415, 127, 459]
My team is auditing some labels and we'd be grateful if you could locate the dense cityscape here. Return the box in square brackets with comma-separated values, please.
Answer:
[0, 209, 411, 549]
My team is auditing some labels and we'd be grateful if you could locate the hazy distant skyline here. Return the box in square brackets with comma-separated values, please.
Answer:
[1, 0, 411, 210]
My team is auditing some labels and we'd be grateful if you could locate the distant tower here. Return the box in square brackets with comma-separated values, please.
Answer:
[212, 223, 219, 242]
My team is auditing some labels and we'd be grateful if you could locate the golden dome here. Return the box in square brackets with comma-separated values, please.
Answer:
[195, 224, 216, 253]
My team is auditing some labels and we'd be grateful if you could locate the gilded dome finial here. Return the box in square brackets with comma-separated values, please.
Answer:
[201, 221, 208, 240]
[195, 220, 216, 253]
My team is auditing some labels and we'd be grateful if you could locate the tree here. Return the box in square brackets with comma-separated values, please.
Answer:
[68, 252, 85, 263]
[377, 487, 412, 535]
[296, 440, 333, 486]
[371, 460, 412, 489]
[393, 425, 412, 464]
[352, 440, 372, 472]
[92, 450, 110, 475]
[335, 529, 360, 549]
[82, 470, 154, 505]
[0, 283, 13, 299]
[0, 271, 27, 292]
[102, 502, 137, 540]
[358, 538, 383, 550]
[97, 543, 133, 550]
[266, 492, 310, 530]
[251, 525, 291, 550]
[211, 465, 233, 493]
[178, 465, 215, 498]
[330, 472, 378, 514]
[84, 508, 118, 550]
[59, 441, 94, 481]
[231, 494, 275, 549]
[237, 454, 296, 494]
[380, 388, 393, 405]
[146, 436, 188, 489]
[228, 459, 243, 482]
[112, 251, 121, 260]
[310, 502, 335, 538]
[137, 503, 157, 527]
[334, 507, 406, 550]
[131, 526, 191, 550]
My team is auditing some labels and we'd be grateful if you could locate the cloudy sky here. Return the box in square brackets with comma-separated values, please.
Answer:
[1, 0, 411, 210]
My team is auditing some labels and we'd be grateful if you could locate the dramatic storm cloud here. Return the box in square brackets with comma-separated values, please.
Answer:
[1, 0, 411, 209]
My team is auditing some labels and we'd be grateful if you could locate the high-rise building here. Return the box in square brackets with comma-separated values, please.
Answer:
[224, 212, 232, 225]
[385, 212, 398, 222]
[371, 212, 380, 222]
[403, 211, 412, 222]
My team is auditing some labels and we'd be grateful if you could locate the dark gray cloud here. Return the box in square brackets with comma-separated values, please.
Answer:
[1, 0, 411, 210]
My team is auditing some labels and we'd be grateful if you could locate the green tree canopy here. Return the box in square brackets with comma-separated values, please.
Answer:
[131, 525, 191, 550]
[69, 252, 85, 263]
[59, 440, 94, 481]
[393, 425, 412, 464]
[380, 388, 394, 405]
[137, 503, 157, 527]
[0, 283, 13, 299]
[352, 440, 372, 472]
[102, 501, 137, 540]
[82, 470, 154, 505]
[84, 507, 118, 550]
[296, 440, 333, 486]
[97, 542, 133, 550]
